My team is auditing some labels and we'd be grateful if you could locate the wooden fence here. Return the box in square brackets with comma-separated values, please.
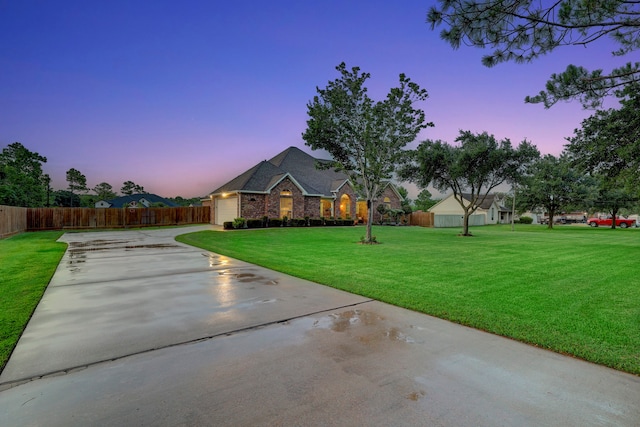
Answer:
[409, 211, 434, 227]
[0, 205, 28, 238]
[25, 206, 210, 231]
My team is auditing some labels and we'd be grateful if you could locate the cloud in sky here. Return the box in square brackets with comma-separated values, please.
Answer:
[1, 1, 619, 198]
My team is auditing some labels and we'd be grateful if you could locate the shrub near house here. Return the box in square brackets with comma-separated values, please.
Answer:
[224, 216, 356, 229]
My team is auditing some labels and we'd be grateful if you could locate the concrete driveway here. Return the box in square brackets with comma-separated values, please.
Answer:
[1, 226, 638, 426]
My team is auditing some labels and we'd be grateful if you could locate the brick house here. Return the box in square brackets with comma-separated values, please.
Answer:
[205, 146, 403, 225]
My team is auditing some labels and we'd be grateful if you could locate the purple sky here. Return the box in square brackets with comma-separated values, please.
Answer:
[1, 1, 620, 199]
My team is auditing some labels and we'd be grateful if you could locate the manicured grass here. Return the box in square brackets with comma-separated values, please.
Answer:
[177, 225, 640, 375]
[0, 231, 66, 372]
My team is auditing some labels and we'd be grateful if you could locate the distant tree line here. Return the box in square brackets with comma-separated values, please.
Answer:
[0, 142, 201, 208]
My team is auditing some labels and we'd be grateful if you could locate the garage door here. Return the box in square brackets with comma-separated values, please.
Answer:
[215, 197, 238, 225]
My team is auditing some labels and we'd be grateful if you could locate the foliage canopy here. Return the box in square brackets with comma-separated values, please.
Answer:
[400, 130, 539, 235]
[0, 142, 48, 207]
[518, 154, 594, 228]
[93, 182, 117, 201]
[565, 84, 640, 190]
[66, 168, 88, 207]
[303, 62, 431, 242]
[121, 180, 146, 195]
[427, 0, 640, 108]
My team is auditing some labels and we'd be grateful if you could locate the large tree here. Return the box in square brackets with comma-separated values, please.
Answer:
[53, 190, 81, 208]
[0, 142, 48, 207]
[43, 174, 52, 207]
[413, 189, 439, 212]
[518, 154, 593, 229]
[121, 180, 145, 196]
[565, 83, 640, 189]
[427, 0, 640, 108]
[302, 62, 431, 243]
[396, 185, 413, 214]
[66, 168, 88, 207]
[400, 130, 539, 236]
[93, 182, 117, 201]
[590, 176, 638, 229]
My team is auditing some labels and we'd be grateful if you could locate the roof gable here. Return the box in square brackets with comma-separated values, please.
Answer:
[461, 193, 499, 210]
[211, 160, 286, 194]
[269, 147, 350, 196]
[430, 193, 499, 212]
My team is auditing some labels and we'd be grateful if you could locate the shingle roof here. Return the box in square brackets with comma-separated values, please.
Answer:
[461, 193, 499, 210]
[106, 194, 178, 208]
[210, 146, 348, 197]
[211, 161, 285, 194]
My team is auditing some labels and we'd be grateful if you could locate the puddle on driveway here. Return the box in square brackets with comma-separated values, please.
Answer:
[69, 239, 130, 248]
[205, 254, 228, 267]
[312, 309, 416, 344]
[68, 240, 182, 253]
[216, 270, 278, 286]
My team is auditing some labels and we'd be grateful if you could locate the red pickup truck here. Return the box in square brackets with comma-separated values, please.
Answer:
[587, 216, 636, 228]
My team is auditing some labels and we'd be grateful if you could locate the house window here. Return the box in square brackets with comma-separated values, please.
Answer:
[340, 194, 351, 219]
[491, 207, 495, 221]
[384, 197, 391, 210]
[280, 190, 293, 219]
[356, 201, 368, 223]
[321, 199, 332, 218]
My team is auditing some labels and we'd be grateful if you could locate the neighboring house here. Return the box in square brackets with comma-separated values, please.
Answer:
[428, 193, 511, 228]
[205, 146, 403, 225]
[95, 194, 178, 208]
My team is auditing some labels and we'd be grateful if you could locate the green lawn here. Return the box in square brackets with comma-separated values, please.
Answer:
[0, 231, 67, 372]
[177, 224, 640, 375]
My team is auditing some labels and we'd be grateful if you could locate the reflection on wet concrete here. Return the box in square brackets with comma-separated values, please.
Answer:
[205, 253, 228, 267]
[312, 309, 416, 345]
[69, 239, 130, 248]
[216, 270, 278, 286]
[68, 243, 182, 253]
[67, 251, 87, 273]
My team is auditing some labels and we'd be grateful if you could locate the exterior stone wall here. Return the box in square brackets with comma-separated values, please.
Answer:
[371, 185, 403, 223]
[303, 196, 321, 218]
[266, 178, 305, 219]
[372, 186, 402, 218]
[240, 193, 267, 219]
[201, 198, 214, 225]
[222, 182, 403, 224]
[334, 183, 357, 219]
[383, 186, 402, 210]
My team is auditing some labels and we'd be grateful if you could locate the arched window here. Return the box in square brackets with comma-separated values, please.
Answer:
[340, 194, 351, 219]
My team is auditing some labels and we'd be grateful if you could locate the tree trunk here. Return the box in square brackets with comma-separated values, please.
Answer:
[611, 208, 618, 229]
[366, 199, 374, 242]
[548, 209, 555, 229]
[462, 211, 471, 236]
[511, 186, 516, 232]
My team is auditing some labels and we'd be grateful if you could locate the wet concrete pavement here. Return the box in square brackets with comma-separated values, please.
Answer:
[1, 226, 639, 426]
